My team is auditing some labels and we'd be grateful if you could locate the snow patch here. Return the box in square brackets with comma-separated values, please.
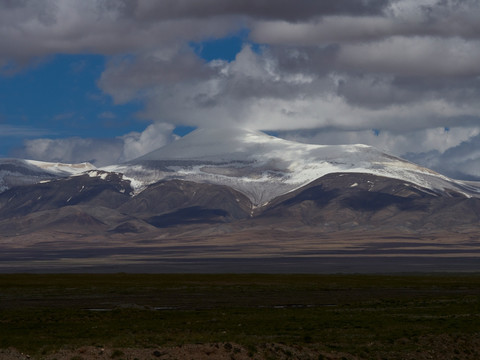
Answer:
[87, 171, 108, 180]
[25, 160, 96, 175]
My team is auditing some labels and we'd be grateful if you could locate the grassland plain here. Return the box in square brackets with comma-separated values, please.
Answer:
[0, 274, 479, 359]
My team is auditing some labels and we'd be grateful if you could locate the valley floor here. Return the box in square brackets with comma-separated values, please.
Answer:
[1, 229, 479, 273]
[0, 274, 479, 359]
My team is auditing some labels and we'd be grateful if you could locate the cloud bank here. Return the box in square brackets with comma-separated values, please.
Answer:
[14, 123, 175, 166]
[2, 0, 480, 178]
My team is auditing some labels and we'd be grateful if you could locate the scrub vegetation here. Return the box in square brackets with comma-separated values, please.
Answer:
[0, 273, 479, 359]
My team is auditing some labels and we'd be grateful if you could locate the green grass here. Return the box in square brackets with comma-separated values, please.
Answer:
[0, 273, 479, 357]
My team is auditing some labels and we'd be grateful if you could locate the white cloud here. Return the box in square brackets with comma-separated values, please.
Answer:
[14, 123, 175, 166]
[119, 123, 175, 162]
[16, 137, 123, 166]
[279, 126, 480, 157]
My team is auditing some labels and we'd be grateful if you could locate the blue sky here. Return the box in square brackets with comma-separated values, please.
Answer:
[1, 0, 480, 179]
[1, 55, 140, 139]
[0, 40, 244, 157]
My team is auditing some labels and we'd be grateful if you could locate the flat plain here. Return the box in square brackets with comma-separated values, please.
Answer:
[0, 273, 479, 359]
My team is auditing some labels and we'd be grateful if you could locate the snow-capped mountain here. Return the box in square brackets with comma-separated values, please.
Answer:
[103, 127, 480, 205]
[2, 128, 480, 272]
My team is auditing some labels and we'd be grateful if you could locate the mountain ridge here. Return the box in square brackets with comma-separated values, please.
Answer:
[101, 127, 480, 205]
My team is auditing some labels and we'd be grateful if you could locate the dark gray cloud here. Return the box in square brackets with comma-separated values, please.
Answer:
[0, 0, 390, 68]
[405, 133, 480, 180]
[251, 0, 480, 45]
[131, 0, 390, 22]
[0, 0, 238, 70]
[336, 37, 480, 77]
[337, 75, 480, 110]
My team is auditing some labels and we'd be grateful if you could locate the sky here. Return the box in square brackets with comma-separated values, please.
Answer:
[1, 0, 480, 180]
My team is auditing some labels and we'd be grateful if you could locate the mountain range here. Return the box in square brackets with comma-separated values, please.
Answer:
[1, 128, 479, 272]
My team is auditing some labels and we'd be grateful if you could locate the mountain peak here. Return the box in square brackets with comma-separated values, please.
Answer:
[134, 127, 289, 162]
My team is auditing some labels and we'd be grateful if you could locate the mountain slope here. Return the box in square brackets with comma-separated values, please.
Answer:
[119, 179, 252, 222]
[0, 159, 95, 193]
[258, 172, 480, 232]
[0, 170, 132, 220]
